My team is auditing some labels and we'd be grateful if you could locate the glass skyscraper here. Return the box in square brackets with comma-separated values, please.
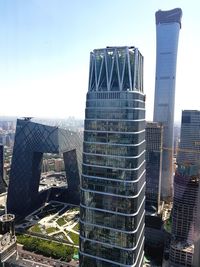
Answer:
[153, 8, 182, 199]
[170, 110, 200, 266]
[79, 47, 145, 266]
[0, 144, 6, 194]
[145, 122, 163, 213]
[7, 119, 82, 217]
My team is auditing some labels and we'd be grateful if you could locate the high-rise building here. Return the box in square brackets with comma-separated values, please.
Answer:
[145, 123, 164, 262]
[0, 145, 6, 194]
[153, 8, 182, 199]
[79, 46, 146, 267]
[7, 119, 82, 217]
[193, 183, 200, 267]
[169, 110, 200, 266]
[145, 122, 163, 213]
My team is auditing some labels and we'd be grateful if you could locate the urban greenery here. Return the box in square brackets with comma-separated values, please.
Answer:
[72, 223, 79, 232]
[30, 224, 42, 233]
[46, 227, 58, 234]
[164, 216, 172, 233]
[17, 234, 74, 261]
[56, 217, 66, 226]
[68, 232, 79, 246]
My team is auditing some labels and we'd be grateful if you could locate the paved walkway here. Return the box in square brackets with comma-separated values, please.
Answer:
[17, 202, 80, 247]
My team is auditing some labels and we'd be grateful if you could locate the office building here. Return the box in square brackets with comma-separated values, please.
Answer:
[80, 46, 146, 266]
[153, 8, 182, 199]
[169, 110, 200, 266]
[0, 145, 6, 194]
[0, 135, 6, 146]
[145, 122, 163, 213]
[55, 158, 65, 172]
[145, 123, 164, 264]
[7, 119, 82, 217]
[0, 214, 17, 263]
[193, 183, 200, 267]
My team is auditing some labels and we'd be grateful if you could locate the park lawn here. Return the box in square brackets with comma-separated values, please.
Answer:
[56, 217, 66, 226]
[68, 231, 79, 246]
[46, 227, 58, 234]
[72, 222, 79, 232]
[29, 224, 42, 233]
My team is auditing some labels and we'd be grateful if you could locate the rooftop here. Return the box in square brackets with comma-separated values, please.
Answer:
[171, 241, 194, 253]
[156, 8, 182, 28]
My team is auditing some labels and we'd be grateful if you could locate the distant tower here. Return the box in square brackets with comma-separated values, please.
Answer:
[169, 110, 200, 266]
[80, 46, 145, 266]
[145, 122, 163, 213]
[153, 8, 182, 199]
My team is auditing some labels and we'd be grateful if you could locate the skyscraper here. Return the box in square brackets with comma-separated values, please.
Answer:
[0, 145, 6, 194]
[169, 110, 200, 266]
[153, 8, 182, 199]
[7, 119, 82, 217]
[79, 47, 145, 267]
[193, 183, 200, 267]
[145, 122, 163, 213]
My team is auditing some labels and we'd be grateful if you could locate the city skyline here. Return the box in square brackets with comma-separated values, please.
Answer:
[0, 0, 199, 120]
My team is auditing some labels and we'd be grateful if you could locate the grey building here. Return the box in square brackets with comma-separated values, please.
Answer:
[79, 46, 146, 267]
[145, 122, 163, 213]
[153, 8, 182, 199]
[194, 181, 200, 267]
[7, 119, 82, 217]
[169, 110, 200, 266]
[145, 123, 164, 265]
[0, 214, 17, 263]
[0, 144, 6, 194]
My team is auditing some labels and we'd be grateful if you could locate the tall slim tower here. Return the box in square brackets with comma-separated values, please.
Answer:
[79, 47, 146, 267]
[153, 8, 182, 199]
[169, 110, 200, 266]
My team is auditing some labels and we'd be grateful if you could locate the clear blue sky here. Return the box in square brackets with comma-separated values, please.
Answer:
[0, 0, 199, 121]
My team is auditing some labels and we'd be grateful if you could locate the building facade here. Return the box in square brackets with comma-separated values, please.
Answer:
[79, 47, 146, 267]
[193, 179, 200, 267]
[153, 8, 182, 199]
[7, 119, 82, 217]
[169, 110, 200, 266]
[145, 122, 163, 213]
[0, 214, 17, 263]
[0, 145, 6, 194]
